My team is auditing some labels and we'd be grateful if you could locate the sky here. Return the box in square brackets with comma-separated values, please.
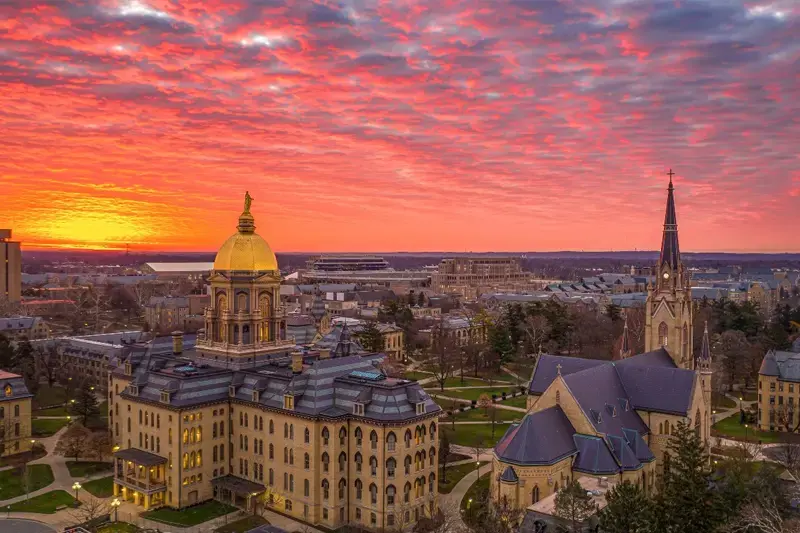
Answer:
[1, 0, 798, 253]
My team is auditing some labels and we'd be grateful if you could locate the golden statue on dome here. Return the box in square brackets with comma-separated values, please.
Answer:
[243, 191, 253, 213]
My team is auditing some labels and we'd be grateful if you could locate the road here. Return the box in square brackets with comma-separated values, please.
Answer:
[0, 519, 57, 532]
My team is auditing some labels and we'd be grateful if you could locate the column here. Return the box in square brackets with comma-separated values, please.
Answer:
[144, 494, 150, 511]
[113, 483, 120, 496]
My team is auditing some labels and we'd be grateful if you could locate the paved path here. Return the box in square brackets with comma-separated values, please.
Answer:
[431, 394, 528, 413]
[0, 518, 56, 532]
[440, 466, 491, 532]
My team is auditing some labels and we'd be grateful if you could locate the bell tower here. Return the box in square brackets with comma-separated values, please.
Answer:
[644, 170, 694, 369]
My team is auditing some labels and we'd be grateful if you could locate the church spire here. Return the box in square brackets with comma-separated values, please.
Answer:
[620, 315, 631, 359]
[659, 169, 680, 270]
[697, 321, 711, 363]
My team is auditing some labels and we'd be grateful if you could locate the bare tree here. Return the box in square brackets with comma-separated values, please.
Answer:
[0, 297, 21, 318]
[55, 423, 92, 462]
[34, 342, 63, 388]
[773, 440, 800, 481]
[477, 393, 493, 416]
[624, 308, 646, 354]
[523, 314, 551, 355]
[68, 495, 110, 525]
[726, 495, 800, 533]
[426, 321, 459, 392]
[774, 404, 800, 434]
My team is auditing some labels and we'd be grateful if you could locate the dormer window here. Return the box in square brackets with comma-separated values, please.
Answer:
[129, 385, 139, 396]
[353, 403, 365, 416]
[252, 391, 260, 402]
[229, 386, 236, 398]
[160, 392, 170, 404]
[284, 395, 294, 410]
[416, 402, 426, 415]
[124, 363, 132, 375]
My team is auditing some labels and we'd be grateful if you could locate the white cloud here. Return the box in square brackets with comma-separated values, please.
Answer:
[117, 1, 171, 19]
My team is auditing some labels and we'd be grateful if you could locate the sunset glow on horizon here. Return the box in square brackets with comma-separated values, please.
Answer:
[2, 0, 798, 253]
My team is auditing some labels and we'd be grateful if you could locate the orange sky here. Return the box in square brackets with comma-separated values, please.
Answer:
[2, 0, 798, 253]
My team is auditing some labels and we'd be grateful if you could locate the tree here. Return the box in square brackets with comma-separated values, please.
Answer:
[655, 421, 722, 533]
[554, 479, 597, 533]
[359, 321, 385, 353]
[68, 494, 109, 525]
[417, 292, 426, 307]
[34, 342, 62, 388]
[439, 429, 451, 483]
[0, 333, 14, 369]
[719, 330, 750, 391]
[488, 324, 513, 370]
[89, 431, 113, 460]
[606, 303, 623, 323]
[599, 480, 653, 533]
[727, 494, 800, 533]
[477, 393, 493, 415]
[12, 339, 38, 395]
[426, 321, 458, 392]
[70, 381, 100, 426]
[55, 423, 92, 462]
[523, 314, 551, 355]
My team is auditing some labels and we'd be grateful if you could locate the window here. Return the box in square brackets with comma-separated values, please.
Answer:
[353, 403, 364, 416]
[339, 452, 346, 472]
[285, 500, 292, 511]
[213, 423, 218, 438]
[304, 428, 310, 443]
[387, 485, 396, 505]
[284, 423, 289, 439]
[405, 429, 412, 448]
[356, 479, 363, 500]
[428, 472, 435, 493]
[790, 383, 795, 393]
[387, 432, 396, 452]
[404, 456, 412, 475]
[387, 514, 395, 527]
[220, 421, 225, 436]
[780, 382, 785, 392]
[556, 390, 560, 405]
[404, 483, 411, 503]
[355, 452, 362, 472]
[370, 483, 378, 505]
[532, 485, 540, 503]
[429, 448, 436, 467]
[322, 480, 330, 500]
[290, 424, 294, 440]
[355, 427, 363, 446]
[371, 513, 377, 526]
[290, 449, 294, 465]
[269, 443, 274, 459]
[387, 458, 396, 478]
[284, 395, 294, 410]
[416, 402, 426, 415]
[339, 427, 346, 446]
[356, 508, 362, 521]
[304, 453, 310, 470]
[269, 420, 274, 434]
[304, 479, 310, 497]
[269, 468, 274, 485]
[290, 474, 294, 492]
[370, 430, 378, 450]
[323, 509, 328, 520]
[338, 478, 346, 500]
[284, 447, 288, 463]
[322, 427, 330, 446]
[370, 456, 378, 476]
[322, 452, 329, 473]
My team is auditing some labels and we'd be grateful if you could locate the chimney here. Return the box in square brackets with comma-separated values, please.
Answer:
[197, 328, 206, 342]
[172, 331, 184, 355]
[291, 351, 303, 374]
[319, 348, 331, 360]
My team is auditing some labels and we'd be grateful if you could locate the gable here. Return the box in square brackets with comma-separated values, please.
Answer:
[533, 375, 597, 436]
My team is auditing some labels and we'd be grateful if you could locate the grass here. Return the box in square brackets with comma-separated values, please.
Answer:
[428, 388, 519, 402]
[712, 413, 780, 443]
[215, 515, 268, 532]
[32, 385, 68, 410]
[98, 524, 141, 533]
[712, 392, 737, 409]
[143, 500, 237, 526]
[461, 471, 491, 511]
[403, 371, 433, 381]
[439, 462, 479, 494]
[6, 490, 76, 513]
[83, 476, 115, 497]
[32, 417, 70, 436]
[0, 464, 54, 499]
[500, 395, 528, 409]
[67, 461, 113, 478]
[449, 422, 512, 448]
[740, 390, 758, 402]
[447, 407, 521, 423]
[36, 405, 70, 416]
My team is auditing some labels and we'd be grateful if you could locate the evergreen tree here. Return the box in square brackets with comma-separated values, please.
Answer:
[554, 479, 597, 533]
[359, 321, 385, 353]
[70, 380, 100, 426]
[12, 339, 38, 394]
[488, 325, 514, 368]
[655, 421, 722, 533]
[599, 480, 653, 533]
[606, 303, 622, 323]
[0, 333, 14, 369]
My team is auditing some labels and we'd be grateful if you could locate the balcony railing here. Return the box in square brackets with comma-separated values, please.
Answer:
[115, 473, 166, 493]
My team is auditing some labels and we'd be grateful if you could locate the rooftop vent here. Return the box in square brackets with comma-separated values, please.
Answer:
[349, 370, 386, 382]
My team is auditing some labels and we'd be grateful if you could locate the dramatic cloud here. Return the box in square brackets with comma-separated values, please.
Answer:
[1, 0, 798, 252]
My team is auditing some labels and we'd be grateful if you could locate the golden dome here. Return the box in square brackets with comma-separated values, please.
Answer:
[213, 192, 278, 272]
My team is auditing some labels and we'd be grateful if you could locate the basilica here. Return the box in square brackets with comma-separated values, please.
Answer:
[108, 195, 441, 530]
[490, 177, 713, 511]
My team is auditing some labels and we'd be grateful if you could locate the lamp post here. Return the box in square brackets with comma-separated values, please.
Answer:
[111, 498, 121, 522]
[744, 424, 749, 443]
[476, 460, 480, 479]
[72, 482, 82, 504]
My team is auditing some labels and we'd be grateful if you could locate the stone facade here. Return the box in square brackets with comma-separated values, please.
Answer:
[0, 370, 33, 457]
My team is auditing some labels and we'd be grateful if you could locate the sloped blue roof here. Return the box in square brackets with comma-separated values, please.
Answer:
[529, 355, 605, 394]
[607, 434, 642, 470]
[615, 348, 675, 368]
[623, 428, 655, 463]
[759, 350, 800, 382]
[572, 435, 619, 475]
[500, 466, 519, 483]
[615, 363, 695, 415]
[495, 406, 578, 466]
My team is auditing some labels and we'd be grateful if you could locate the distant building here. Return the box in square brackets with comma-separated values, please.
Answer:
[431, 257, 536, 300]
[141, 262, 213, 282]
[418, 316, 487, 347]
[0, 229, 21, 304]
[285, 315, 317, 345]
[0, 316, 49, 340]
[0, 370, 33, 457]
[144, 295, 209, 333]
[757, 350, 800, 432]
[306, 255, 390, 272]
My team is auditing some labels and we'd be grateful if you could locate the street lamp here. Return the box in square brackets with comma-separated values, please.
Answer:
[744, 424, 749, 443]
[111, 498, 121, 522]
[72, 482, 82, 504]
[476, 460, 480, 479]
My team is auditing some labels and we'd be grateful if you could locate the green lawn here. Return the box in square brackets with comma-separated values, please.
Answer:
[450, 423, 512, 448]
[428, 388, 519, 402]
[215, 515, 268, 532]
[448, 408, 521, 423]
[439, 462, 479, 494]
[712, 413, 780, 443]
[83, 476, 115, 498]
[143, 500, 237, 526]
[67, 461, 113, 478]
[712, 392, 737, 409]
[32, 417, 70, 436]
[0, 464, 54, 499]
[499, 395, 528, 409]
[36, 405, 70, 416]
[740, 391, 758, 402]
[6, 490, 76, 513]
[403, 371, 433, 381]
[32, 385, 69, 410]
[98, 524, 141, 533]
[461, 471, 491, 511]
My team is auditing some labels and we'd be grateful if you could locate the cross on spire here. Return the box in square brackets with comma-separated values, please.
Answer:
[556, 363, 562, 376]
[667, 168, 675, 184]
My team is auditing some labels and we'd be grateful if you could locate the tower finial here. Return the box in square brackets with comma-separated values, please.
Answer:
[243, 191, 253, 214]
[659, 169, 680, 270]
[667, 168, 675, 187]
[237, 192, 256, 234]
[620, 315, 631, 359]
[698, 320, 711, 364]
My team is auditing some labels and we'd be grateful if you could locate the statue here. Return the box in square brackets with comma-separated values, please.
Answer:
[243, 191, 253, 213]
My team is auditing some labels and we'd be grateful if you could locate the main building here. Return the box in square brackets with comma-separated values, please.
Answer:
[491, 176, 713, 512]
[109, 195, 441, 530]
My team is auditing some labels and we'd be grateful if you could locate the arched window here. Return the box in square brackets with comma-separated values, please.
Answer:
[404, 429, 412, 448]
[197, 450, 202, 467]
[289, 449, 294, 465]
[404, 482, 411, 503]
[212, 422, 218, 438]
[659, 422, 663, 434]
[304, 428, 310, 443]
[355, 452, 363, 472]
[429, 422, 436, 440]
[695, 408, 702, 437]
[339, 427, 347, 446]
[387, 457, 396, 477]
[213, 446, 218, 462]
[322, 427, 330, 446]
[355, 479, 363, 500]
[269, 443, 274, 459]
[269, 468, 274, 485]
[220, 444, 225, 460]
[404, 455, 412, 475]
[556, 390, 560, 405]
[269, 420, 274, 434]
[370, 430, 378, 450]
[682, 324, 689, 360]
[532, 485, 540, 503]
[283, 447, 288, 463]
[355, 427, 363, 446]
[338, 478, 346, 500]
[338, 452, 346, 472]
[284, 423, 289, 439]
[220, 421, 225, 436]
[387, 485, 396, 505]
[190, 451, 196, 468]
[369, 483, 378, 504]
[658, 322, 669, 347]
[387, 432, 397, 452]
[429, 447, 436, 467]
[370, 456, 378, 476]
[428, 472, 435, 493]
[183, 453, 189, 468]
[183, 429, 189, 444]
[304, 479, 310, 497]
[304, 453, 310, 469]
[290, 424, 294, 440]
[322, 479, 330, 500]
[322, 452, 330, 473]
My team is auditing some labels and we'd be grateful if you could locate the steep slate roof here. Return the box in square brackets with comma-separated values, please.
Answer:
[0, 370, 33, 402]
[659, 177, 681, 270]
[528, 355, 605, 395]
[500, 466, 519, 483]
[614, 363, 696, 416]
[495, 406, 578, 466]
[572, 435, 620, 475]
[759, 351, 800, 382]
